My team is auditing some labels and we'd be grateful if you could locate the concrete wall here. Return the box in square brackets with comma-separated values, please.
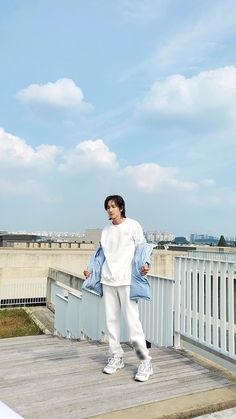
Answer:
[0, 247, 186, 301]
[0, 249, 94, 300]
[150, 249, 186, 278]
[2, 242, 94, 250]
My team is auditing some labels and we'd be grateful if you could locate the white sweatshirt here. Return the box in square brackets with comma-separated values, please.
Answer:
[101, 217, 144, 286]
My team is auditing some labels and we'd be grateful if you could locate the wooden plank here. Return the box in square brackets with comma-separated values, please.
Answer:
[0, 335, 233, 419]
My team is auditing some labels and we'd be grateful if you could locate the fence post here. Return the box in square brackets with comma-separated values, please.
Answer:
[174, 257, 181, 349]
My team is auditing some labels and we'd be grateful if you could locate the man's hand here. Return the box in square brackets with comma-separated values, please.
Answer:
[83, 269, 91, 279]
[140, 263, 149, 276]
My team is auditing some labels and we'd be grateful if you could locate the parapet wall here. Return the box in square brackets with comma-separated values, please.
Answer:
[0, 248, 94, 300]
[0, 247, 187, 302]
[2, 242, 94, 250]
[150, 249, 186, 278]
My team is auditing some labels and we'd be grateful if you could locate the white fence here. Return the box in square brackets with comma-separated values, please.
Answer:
[51, 252, 236, 363]
[174, 256, 236, 361]
[188, 251, 236, 262]
[139, 275, 174, 347]
[53, 274, 174, 347]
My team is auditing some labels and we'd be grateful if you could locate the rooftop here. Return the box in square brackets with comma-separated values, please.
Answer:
[0, 334, 235, 419]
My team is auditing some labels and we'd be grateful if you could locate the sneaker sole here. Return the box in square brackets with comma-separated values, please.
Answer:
[135, 370, 153, 382]
[103, 364, 125, 374]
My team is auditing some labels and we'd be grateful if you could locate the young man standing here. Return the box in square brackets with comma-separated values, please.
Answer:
[84, 195, 153, 382]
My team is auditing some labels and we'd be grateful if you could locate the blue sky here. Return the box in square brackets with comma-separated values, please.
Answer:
[1, 0, 236, 237]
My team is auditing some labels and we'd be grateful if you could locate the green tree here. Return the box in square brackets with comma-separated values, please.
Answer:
[217, 235, 227, 247]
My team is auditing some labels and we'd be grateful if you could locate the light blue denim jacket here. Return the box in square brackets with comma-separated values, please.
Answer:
[82, 241, 154, 300]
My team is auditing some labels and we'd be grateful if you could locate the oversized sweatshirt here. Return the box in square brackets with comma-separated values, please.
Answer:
[101, 217, 144, 286]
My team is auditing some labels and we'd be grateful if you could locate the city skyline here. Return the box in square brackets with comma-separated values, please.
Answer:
[1, 1, 236, 236]
[2, 228, 235, 244]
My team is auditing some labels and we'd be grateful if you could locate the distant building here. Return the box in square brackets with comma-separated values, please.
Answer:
[60, 229, 102, 248]
[62, 234, 86, 243]
[144, 230, 174, 243]
[0, 234, 45, 247]
[85, 229, 102, 248]
[190, 233, 218, 245]
[172, 236, 189, 245]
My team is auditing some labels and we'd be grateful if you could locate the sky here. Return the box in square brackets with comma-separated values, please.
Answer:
[0, 0, 236, 237]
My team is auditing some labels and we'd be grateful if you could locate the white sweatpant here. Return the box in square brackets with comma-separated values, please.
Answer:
[103, 284, 151, 360]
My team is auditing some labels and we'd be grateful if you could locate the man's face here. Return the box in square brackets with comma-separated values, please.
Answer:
[106, 200, 122, 221]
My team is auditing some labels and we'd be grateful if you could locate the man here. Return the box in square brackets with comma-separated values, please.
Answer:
[84, 195, 153, 382]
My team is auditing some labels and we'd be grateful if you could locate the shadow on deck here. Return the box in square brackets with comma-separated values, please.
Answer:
[0, 335, 236, 419]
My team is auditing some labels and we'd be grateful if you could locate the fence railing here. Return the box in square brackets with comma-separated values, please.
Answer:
[139, 275, 174, 347]
[50, 252, 236, 364]
[0, 280, 47, 307]
[53, 274, 175, 347]
[174, 256, 236, 361]
[187, 251, 236, 262]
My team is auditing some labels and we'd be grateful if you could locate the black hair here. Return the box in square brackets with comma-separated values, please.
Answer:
[104, 195, 126, 218]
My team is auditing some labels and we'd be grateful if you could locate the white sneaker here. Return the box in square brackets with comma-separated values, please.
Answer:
[135, 360, 153, 382]
[103, 357, 125, 374]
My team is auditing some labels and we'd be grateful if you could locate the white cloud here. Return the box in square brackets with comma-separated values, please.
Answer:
[2, 128, 231, 216]
[17, 78, 93, 111]
[138, 66, 236, 129]
[0, 127, 61, 168]
[120, 0, 236, 81]
[60, 139, 212, 196]
[60, 139, 119, 172]
[2, 126, 235, 234]
[151, 1, 236, 73]
[122, 163, 198, 192]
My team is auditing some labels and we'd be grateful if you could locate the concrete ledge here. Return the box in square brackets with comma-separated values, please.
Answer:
[23, 307, 51, 335]
[177, 347, 236, 383]
[92, 385, 236, 419]
[181, 337, 236, 372]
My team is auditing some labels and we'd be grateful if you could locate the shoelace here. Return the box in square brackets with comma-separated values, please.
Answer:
[138, 361, 150, 373]
[108, 358, 118, 366]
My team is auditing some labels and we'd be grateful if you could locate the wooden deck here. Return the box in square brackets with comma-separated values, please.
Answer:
[0, 335, 234, 419]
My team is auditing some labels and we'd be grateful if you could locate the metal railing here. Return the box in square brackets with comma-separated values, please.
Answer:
[0, 280, 47, 307]
[174, 256, 236, 361]
[51, 252, 236, 364]
[139, 275, 174, 347]
[53, 274, 175, 347]
[187, 250, 236, 262]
